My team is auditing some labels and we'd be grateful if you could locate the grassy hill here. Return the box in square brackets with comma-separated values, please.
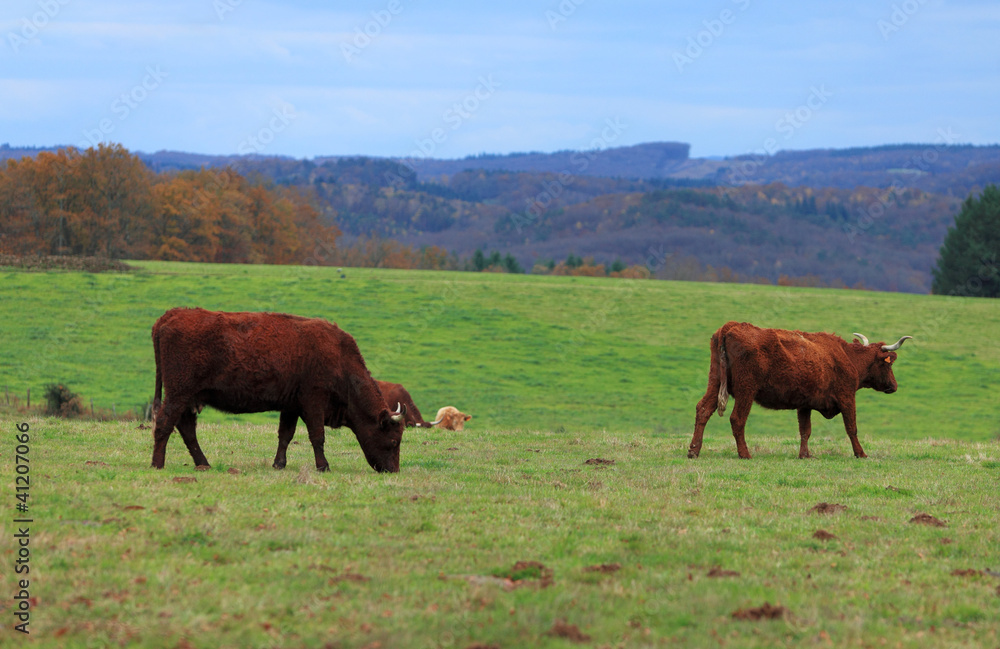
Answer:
[2, 261, 998, 648]
[1, 261, 998, 443]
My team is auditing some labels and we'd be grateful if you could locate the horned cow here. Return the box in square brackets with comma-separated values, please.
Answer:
[151, 308, 406, 473]
[688, 321, 911, 460]
[375, 380, 435, 428]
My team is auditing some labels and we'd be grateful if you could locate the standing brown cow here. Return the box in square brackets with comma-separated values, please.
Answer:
[152, 308, 406, 473]
[688, 321, 911, 459]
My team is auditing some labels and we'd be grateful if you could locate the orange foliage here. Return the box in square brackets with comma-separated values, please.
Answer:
[0, 145, 340, 266]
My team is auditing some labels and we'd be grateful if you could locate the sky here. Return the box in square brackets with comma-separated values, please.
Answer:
[2, 0, 998, 161]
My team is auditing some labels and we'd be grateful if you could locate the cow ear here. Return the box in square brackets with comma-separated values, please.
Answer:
[464, 415, 471, 421]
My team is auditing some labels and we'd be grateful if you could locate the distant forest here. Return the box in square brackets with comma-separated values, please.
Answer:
[2, 141, 998, 292]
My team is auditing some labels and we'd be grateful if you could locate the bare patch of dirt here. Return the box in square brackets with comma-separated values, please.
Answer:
[465, 644, 500, 649]
[171, 477, 197, 484]
[328, 573, 369, 584]
[951, 569, 983, 577]
[545, 619, 590, 643]
[731, 602, 788, 620]
[809, 503, 847, 514]
[812, 530, 838, 541]
[227, 468, 240, 475]
[137, 423, 150, 430]
[194, 465, 211, 472]
[85, 461, 109, 466]
[707, 567, 740, 578]
[940, 538, 953, 544]
[122, 505, 145, 511]
[584, 563, 621, 574]
[909, 513, 946, 527]
[860, 515, 881, 521]
[493, 561, 553, 588]
[584, 458, 615, 466]
[446, 447, 458, 451]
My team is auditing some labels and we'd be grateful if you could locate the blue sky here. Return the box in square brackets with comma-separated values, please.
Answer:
[2, 0, 998, 160]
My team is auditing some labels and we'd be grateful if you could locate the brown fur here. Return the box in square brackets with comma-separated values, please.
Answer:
[375, 380, 433, 428]
[433, 406, 471, 431]
[689, 321, 908, 460]
[151, 307, 405, 473]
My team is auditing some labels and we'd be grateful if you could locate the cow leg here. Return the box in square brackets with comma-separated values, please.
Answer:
[301, 410, 330, 472]
[689, 392, 716, 459]
[273, 410, 299, 470]
[841, 405, 867, 458]
[797, 408, 813, 459]
[176, 409, 210, 468]
[151, 400, 186, 468]
[729, 398, 754, 459]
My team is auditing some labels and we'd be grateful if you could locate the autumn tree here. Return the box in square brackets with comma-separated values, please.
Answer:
[0, 145, 153, 257]
[932, 185, 1000, 297]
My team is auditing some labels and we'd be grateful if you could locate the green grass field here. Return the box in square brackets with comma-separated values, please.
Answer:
[2, 260, 999, 440]
[1, 261, 999, 648]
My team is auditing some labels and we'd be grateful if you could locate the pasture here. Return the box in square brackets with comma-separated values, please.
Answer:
[1, 261, 999, 647]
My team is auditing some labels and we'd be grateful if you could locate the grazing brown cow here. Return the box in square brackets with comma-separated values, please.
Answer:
[688, 322, 911, 460]
[432, 406, 471, 431]
[151, 308, 406, 473]
[375, 380, 434, 428]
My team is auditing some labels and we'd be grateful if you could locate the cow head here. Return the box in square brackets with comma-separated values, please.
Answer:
[359, 402, 406, 473]
[853, 334, 912, 393]
[431, 406, 471, 431]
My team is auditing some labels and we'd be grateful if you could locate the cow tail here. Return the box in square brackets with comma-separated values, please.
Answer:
[716, 335, 729, 417]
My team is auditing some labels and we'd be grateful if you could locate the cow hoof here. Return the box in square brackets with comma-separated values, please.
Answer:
[687, 450, 699, 459]
[855, 453, 868, 459]
[316, 464, 330, 472]
[799, 453, 812, 459]
[272, 461, 286, 470]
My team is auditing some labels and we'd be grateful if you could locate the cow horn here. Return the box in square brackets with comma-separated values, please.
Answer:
[427, 417, 443, 426]
[852, 333, 870, 346]
[881, 335, 912, 352]
[390, 402, 405, 422]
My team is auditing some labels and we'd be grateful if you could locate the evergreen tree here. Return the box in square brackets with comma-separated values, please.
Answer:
[471, 249, 486, 271]
[502, 253, 523, 274]
[932, 185, 1000, 297]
